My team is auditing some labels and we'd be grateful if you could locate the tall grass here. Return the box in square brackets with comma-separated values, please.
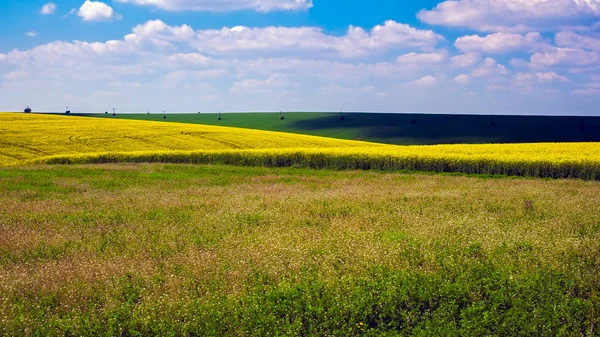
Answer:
[1, 164, 599, 335]
[32, 147, 600, 180]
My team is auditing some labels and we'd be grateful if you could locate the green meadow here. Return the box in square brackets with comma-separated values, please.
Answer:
[1, 164, 599, 336]
[84, 112, 600, 145]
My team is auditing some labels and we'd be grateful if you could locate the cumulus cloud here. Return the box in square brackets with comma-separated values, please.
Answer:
[230, 74, 296, 94]
[530, 48, 599, 67]
[117, 20, 444, 59]
[453, 74, 470, 85]
[189, 20, 444, 57]
[41, 2, 57, 15]
[25, 31, 38, 38]
[1, 16, 592, 114]
[396, 51, 447, 64]
[78, 1, 120, 21]
[116, 0, 313, 12]
[418, 0, 600, 32]
[413, 75, 444, 86]
[165, 53, 216, 67]
[472, 58, 508, 78]
[451, 53, 481, 68]
[555, 31, 600, 51]
[536, 72, 569, 83]
[165, 69, 227, 82]
[455, 32, 547, 54]
[572, 82, 600, 95]
[130, 20, 195, 41]
[515, 72, 568, 86]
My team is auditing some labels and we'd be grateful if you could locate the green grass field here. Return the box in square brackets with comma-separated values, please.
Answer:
[2, 164, 599, 336]
[83, 112, 600, 145]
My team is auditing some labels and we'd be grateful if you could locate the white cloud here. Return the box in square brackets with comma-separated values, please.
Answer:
[451, 53, 481, 68]
[2, 70, 29, 81]
[555, 31, 600, 51]
[572, 83, 600, 95]
[453, 74, 470, 85]
[455, 32, 547, 54]
[165, 69, 227, 82]
[418, 0, 600, 32]
[41, 2, 57, 15]
[396, 51, 447, 64]
[515, 72, 568, 86]
[165, 53, 216, 67]
[230, 74, 296, 94]
[413, 75, 444, 86]
[116, 0, 313, 12]
[536, 72, 569, 83]
[130, 20, 195, 41]
[530, 48, 599, 67]
[2, 18, 595, 115]
[25, 31, 38, 38]
[78, 1, 120, 21]
[191, 20, 444, 58]
[472, 58, 508, 78]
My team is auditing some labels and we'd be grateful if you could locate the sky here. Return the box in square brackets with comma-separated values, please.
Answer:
[1, 0, 600, 115]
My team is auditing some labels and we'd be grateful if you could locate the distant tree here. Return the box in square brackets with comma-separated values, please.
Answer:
[280, 111, 284, 120]
[24, 106, 32, 113]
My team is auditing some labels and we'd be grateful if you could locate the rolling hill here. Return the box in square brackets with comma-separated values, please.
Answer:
[0, 113, 379, 166]
[83, 112, 600, 145]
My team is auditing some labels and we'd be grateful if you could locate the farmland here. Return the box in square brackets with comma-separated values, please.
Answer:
[3, 113, 600, 179]
[1, 164, 599, 335]
[1, 112, 600, 335]
[85, 112, 600, 145]
[0, 113, 377, 166]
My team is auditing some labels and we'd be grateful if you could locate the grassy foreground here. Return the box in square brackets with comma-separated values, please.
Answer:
[1, 164, 599, 335]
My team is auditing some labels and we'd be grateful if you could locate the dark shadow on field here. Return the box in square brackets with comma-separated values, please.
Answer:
[291, 113, 600, 145]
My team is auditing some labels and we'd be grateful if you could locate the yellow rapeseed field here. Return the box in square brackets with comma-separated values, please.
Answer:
[2, 112, 600, 179]
[0, 113, 379, 166]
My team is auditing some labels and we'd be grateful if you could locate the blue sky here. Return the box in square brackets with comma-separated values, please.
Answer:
[1, 0, 600, 115]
